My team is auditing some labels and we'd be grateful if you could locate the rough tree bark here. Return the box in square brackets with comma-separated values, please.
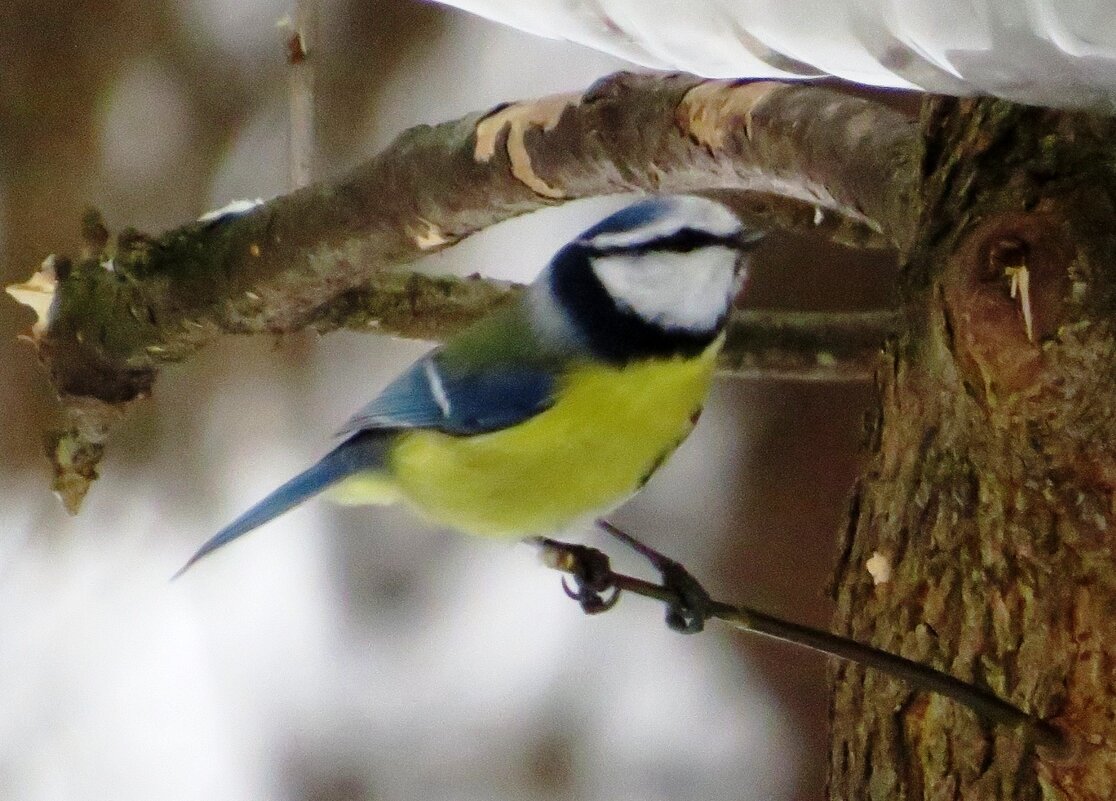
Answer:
[8, 70, 1115, 800]
[829, 100, 1116, 799]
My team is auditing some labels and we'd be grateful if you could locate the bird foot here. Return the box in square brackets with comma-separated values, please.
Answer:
[535, 538, 621, 615]
[597, 520, 713, 634]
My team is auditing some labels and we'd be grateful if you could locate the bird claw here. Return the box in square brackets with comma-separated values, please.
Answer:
[539, 539, 622, 616]
[537, 528, 713, 631]
[561, 575, 621, 615]
[598, 520, 713, 634]
[656, 560, 713, 634]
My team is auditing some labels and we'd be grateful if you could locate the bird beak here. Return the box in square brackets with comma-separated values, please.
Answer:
[734, 228, 766, 251]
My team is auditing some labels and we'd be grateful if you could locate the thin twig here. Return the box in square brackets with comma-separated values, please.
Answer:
[538, 536, 1067, 755]
[285, 0, 317, 189]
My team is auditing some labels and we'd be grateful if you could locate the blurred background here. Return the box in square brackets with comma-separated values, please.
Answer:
[0, 2, 897, 800]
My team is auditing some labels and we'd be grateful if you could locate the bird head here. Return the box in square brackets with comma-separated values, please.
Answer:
[541, 195, 764, 363]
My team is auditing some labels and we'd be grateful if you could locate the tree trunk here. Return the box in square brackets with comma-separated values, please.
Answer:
[829, 98, 1116, 799]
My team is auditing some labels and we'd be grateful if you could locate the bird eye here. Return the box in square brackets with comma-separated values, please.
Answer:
[653, 228, 722, 253]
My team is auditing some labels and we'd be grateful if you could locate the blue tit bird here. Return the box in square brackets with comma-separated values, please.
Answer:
[177, 195, 764, 575]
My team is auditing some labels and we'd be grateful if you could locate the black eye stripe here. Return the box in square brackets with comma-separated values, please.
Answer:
[588, 227, 747, 257]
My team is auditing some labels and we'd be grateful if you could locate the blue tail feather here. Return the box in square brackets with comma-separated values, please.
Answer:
[174, 433, 388, 578]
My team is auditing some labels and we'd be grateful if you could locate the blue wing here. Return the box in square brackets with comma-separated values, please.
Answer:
[178, 322, 559, 577]
[336, 351, 557, 437]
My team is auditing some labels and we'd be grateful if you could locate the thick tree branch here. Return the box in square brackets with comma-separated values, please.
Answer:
[7, 71, 916, 510]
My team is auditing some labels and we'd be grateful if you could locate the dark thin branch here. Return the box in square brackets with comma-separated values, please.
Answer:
[18, 261, 895, 512]
[308, 270, 514, 338]
[721, 308, 896, 380]
[537, 535, 1068, 756]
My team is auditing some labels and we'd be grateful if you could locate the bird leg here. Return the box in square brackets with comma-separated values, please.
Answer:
[596, 520, 713, 634]
[533, 524, 715, 634]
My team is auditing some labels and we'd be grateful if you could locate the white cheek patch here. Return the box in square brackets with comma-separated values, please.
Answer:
[591, 248, 739, 331]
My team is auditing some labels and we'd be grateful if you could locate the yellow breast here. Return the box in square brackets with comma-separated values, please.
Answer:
[377, 340, 721, 537]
